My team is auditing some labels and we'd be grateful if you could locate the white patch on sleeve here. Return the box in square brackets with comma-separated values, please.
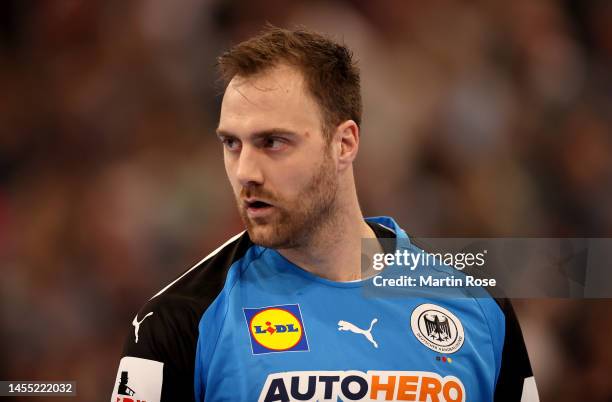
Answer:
[110, 356, 164, 402]
[521, 376, 539, 402]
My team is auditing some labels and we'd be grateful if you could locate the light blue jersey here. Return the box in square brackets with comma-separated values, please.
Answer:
[112, 217, 538, 402]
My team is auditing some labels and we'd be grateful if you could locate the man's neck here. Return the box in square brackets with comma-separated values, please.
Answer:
[276, 199, 382, 282]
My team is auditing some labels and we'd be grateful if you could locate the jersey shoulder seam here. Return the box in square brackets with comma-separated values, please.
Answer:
[148, 231, 246, 301]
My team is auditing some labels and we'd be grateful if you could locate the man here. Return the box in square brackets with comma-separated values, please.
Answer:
[111, 26, 538, 402]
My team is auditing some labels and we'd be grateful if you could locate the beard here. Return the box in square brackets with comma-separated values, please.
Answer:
[236, 148, 338, 249]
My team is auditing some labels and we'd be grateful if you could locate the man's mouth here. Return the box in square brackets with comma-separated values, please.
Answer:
[244, 199, 275, 218]
[246, 200, 271, 208]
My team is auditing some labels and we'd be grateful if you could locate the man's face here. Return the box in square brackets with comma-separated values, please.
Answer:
[217, 64, 338, 248]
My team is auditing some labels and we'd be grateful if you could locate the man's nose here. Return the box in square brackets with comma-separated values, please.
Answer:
[235, 145, 264, 187]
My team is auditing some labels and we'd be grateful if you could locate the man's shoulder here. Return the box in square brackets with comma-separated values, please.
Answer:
[121, 231, 254, 352]
[131, 231, 254, 325]
[151, 230, 253, 301]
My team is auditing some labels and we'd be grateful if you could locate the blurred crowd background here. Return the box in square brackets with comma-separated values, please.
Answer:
[1, 0, 611, 401]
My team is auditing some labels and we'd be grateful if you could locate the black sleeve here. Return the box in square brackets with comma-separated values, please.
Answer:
[110, 232, 252, 402]
[110, 294, 201, 402]
[494, 298, 539, 402]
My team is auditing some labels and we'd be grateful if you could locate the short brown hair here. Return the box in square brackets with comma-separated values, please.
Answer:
[217, 25, 362, 138]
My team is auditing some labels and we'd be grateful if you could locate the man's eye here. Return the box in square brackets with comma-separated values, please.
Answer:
[263, 138, 285, 150]
[222, 138, 241, 151]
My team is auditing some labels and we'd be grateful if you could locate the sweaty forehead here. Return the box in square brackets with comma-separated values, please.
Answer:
[219, 65, 323, 135]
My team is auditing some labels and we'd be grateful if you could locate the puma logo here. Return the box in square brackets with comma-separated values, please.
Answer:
[338, 318, 379, 348]
[132, 312, 154, 343]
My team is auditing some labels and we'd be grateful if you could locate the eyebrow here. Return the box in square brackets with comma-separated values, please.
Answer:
[216, 128, 299, 140]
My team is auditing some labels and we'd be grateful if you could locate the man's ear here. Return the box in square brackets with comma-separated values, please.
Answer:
[334, 120, 359, 171]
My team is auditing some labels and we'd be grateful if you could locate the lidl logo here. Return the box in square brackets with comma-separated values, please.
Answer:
[243, 304, 309, 355]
